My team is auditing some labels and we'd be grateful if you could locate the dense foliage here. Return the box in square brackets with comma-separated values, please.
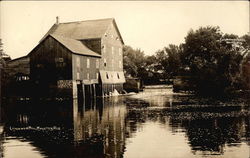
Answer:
[181, 27, 244, 95]
[0, 39, 12, 101]
[123, 27, 250, 95]
[123, 46, 166, 84]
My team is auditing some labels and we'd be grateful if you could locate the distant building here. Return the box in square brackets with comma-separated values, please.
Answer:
[221, 38, 246, 56]
[3, 56, 31, 97]
[28, 18, 125, 98]
[221, 37, 250, 89]
[5, 56, 30, 81]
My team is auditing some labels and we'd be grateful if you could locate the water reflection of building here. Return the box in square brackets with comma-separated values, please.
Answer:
[1, 97, 127, 158]
[2, 94, 250, 157]
[73, 97, 126, 158]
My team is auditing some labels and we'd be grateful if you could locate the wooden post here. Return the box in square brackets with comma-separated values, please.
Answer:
[93, 84, 96, 98]
[102, 84, 104, 97]
[72, 80, 77, 99]
[90, 84, 92, 98]
[83, 95, 86, 113]
[82, 83, 85, 103]
[73, 98, 78, 142]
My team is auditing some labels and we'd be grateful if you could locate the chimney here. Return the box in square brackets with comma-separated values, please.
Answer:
[56, 16, 59, 24]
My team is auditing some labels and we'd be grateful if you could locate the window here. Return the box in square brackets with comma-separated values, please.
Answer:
[76, 57, 80, 67]
[96, 59, 99, 68]
[119, 61, 122, 68]
[16, 75, 30, 81]
[103, 45, 106, 54]
[87, 73, 89, 80]
[106, 72, 109, 79]
[56, 62, 65, 68]
[76, 72, 80, 80]
[117, 73, 120, 79]
[104, 58, 107, 67]
[119, 48, 122, 56]
[87, 58, 90, 68]
[36, 64, 44, 68]
[55, 57, 64, 62]
[56, 57, 65, 68]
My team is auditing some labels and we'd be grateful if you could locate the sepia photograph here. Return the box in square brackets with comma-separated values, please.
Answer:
[0, 1, 249, 158]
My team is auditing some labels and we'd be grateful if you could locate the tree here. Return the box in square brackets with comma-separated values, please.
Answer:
[154, 44, 183, 79]
[0, 39, 11, 107]
[241, 34, 250, 50]
[240, 34, 250, 89]
[123, 45, 145, 78]
[0, 39, 3, 56]
[181, 26, 243, 95]
[123, 45, 164, 84]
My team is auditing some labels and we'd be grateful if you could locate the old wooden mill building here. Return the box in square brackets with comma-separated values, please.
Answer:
[6, 18, 126, 99]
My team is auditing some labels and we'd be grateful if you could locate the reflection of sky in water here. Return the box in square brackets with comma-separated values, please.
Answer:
[124, 121, 192, 158]
[0, 91, 250, 158]
[2, 138, 44, 158]
[124, 118, 250, 158]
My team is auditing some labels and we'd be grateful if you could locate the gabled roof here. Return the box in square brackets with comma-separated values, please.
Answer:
[32, 18, 124, 58]
[50, 34, 101, 57]
[41, 18, 124, 44]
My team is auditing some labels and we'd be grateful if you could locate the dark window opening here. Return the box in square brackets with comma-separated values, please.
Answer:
[36, 64, 44, 68]
[55, 57, 64, 62]
[56, 62, 66, 68]
[15, 75, 30, 81]
[106, 72, 109, 79]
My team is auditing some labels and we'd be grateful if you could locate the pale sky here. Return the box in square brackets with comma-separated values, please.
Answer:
[0, 1, 249, 59]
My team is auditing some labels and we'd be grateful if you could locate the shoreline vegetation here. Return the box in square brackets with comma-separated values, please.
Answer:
[123, 26, 250, 97]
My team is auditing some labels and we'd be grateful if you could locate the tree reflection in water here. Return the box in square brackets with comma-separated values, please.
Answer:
[0, 94, 249, 158]
[124, 95, 250, 156]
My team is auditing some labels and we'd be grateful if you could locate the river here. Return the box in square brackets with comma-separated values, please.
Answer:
[0, 87, 250, 158]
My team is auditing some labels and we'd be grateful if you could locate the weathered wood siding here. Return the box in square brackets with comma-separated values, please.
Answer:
[4, 56, 31, 97]
[30, 36, 72, 86]
[72, 54, 99, 83]
[6, 56, 30, 77]
[100, 22, 123, 72]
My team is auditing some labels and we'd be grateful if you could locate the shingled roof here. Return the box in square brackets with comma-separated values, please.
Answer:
[41, 18, 124, 43]
[50, 34, 101, 57]
[34, 18, 124, 57]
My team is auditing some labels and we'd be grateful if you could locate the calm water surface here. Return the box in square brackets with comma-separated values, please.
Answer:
[0, 88, 250, 158]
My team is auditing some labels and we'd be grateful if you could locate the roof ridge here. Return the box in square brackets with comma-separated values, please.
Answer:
[50, 33, 76, 40]
[58, 18, 114, 25]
